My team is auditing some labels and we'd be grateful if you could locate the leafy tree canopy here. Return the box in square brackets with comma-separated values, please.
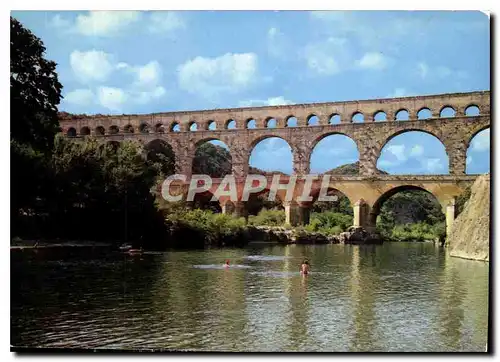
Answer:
[11, 16, 62, 152]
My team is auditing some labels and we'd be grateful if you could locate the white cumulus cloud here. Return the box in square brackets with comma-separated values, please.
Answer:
[74, 11, 141, 37]
[357, 52, 389, 70]
[97, 87, 128, 111]
[239, 96, 294, 107]
[304, 37, 348, 75]
[422, 158, 444, 173]
[148, 11, 185, 35]
[410, 144, 424, 158]
[178, 53, 259, 98]
[63, 89, 95, 106]
[387, 144, 407, 162]
[70, 50, 115, 83]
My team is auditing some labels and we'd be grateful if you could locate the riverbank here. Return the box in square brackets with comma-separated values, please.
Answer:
[11, 239, 113, 250]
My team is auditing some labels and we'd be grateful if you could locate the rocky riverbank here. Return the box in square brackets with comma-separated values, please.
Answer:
[447, 174, 490, 261]
[247, 226, 383, 245]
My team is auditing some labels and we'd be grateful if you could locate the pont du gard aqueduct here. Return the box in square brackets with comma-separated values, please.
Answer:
[60, 90, 491, 236]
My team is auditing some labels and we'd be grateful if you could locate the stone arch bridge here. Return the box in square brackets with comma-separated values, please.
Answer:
[60, 90, 490, 236]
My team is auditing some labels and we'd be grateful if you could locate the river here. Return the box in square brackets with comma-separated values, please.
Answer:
[11, 242, 489, 352]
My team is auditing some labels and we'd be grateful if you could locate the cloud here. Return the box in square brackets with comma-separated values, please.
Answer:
[417, 62, 468, 81]
[148, 11, 185, 35]
[304, 37, 348, 75]
[239, 96, 294, 107]
[97, 87, 128, 111]
[67, 50, 167, 112]
[267, 27, 290, 59]
[386, 88, 411, 98]
[50, 14, 71, 29]
[386, 144, 407, 162]
[70, 50, 115, 83]
[471, 129, 490, 151]
[63, 89, 95, 106]
[409, 144, 424, 158]
[135, 86, 166, 105]
[422, 158, 444, 173]
[74, 11, 141, 37]
[356, 52, 389, 70]
[177, 53, 259, 98]
[131, 61, 163, 88]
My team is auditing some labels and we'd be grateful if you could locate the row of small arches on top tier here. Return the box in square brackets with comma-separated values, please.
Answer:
[65, 105, 482, 137]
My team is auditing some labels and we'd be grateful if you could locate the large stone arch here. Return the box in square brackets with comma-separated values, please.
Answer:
[144, 138, 177, 175]
[246, 134, 294, 175]
[375, 128, 449, 174]
[309, 131, 361, 172]
[466, 124, 490, 149]
[191, 137, 233, 178]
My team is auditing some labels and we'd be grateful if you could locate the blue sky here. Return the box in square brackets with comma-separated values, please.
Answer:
[12, 10, 490, 175]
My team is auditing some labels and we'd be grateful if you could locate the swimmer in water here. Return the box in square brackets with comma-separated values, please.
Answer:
[300, 260, 310, 275]
[224, 259, 230, 268]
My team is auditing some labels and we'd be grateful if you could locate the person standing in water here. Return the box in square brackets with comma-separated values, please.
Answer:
[224, 260, 230, 268]
[300, 260, 310, 275]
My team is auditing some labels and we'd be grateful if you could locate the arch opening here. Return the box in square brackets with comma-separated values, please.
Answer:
[286, 116, 298, 127]
[155, 123, 165, 133]
[374, 111, 386, 122]
[465, 105, 480, 116]
[249, 136, 292, 175]
[329, 114, 341, 125]
[306, 187, 354, 234]
[67, 127, 77, 137]
[109, 125, 119, 135]
[372, 186, 445, 242]
[466, 127, 490, 175]
[144, 139, 176, 176]
[80, 126, 90, 136]
[226, 119, 236, 129]
[396, 109, 409, 121]
[308, 115, 319, 126]
[310, 134, 359, 174]
[440, 106, 456, 118]
[95, 126, 105, 136]
[246, 119, 256, 129]
[352, 112, 364, 123]
[189, 122, 198, 132]
[266, 118, 277, 128]
[208, 121, 217, 130]
[377, 131, 449, 175]
[124, 124, 134, 133]
[139, 123, 150, 134]
[192, 139, 232, 178]
[417, 108, 432, 120]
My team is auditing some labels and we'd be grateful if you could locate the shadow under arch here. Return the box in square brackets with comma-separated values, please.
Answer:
[193, 189, 223, 213]
[309, 186, 354, 215]
[369, 185, 442, 227]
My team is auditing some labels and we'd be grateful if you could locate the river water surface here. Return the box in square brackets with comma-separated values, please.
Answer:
[11, 242, 489, 352]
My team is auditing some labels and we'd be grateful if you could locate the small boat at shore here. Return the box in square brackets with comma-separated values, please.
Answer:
[127, 248, 143, 255]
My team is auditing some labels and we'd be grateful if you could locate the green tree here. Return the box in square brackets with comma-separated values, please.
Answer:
[11, 16, 62, 152]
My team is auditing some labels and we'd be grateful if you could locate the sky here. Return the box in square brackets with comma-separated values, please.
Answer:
[11, 10, 490, 175]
